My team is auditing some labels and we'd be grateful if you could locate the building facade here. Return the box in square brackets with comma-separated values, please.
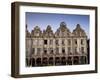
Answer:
[26, 22, 88, 67]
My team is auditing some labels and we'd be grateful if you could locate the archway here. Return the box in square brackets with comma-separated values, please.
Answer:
[67, 57, 72, 65]
[36, 58, 41, 66]
[42, 57, 48, 66]
[55, 57, 61, 66]
[49, 57, 54, 66]
[61, 57, 66, 65]
[73, 56, 79, 65]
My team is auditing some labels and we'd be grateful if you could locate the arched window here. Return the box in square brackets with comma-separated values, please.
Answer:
[32, 58, 35, 67]
[61, 57, 66, 65]
[49, 57, 54, 66]
[73, 56, 79, 65]
[42, 57, 48, 66]
[55, 57, 61, 66]
[67, 57, 72, 65]
[36, 58, 41, 66]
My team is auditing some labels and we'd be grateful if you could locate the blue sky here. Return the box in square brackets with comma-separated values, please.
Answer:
[26, 12, 89, 38]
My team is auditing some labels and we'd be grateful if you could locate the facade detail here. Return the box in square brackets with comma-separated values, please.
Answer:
[26, 22, 88, 67]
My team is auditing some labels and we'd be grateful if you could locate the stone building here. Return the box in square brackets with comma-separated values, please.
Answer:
[26, 22, 88, 67]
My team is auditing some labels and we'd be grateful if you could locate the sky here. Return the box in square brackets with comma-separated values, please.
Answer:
[26, 12, 89, 38]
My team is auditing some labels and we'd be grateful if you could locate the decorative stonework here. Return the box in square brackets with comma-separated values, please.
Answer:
[26, 22, 88, 67]
[72, 24, 87, 37]
[26, 22, 87, 38]
[31, 26, 42, 38]
[43, 25, 54, 38]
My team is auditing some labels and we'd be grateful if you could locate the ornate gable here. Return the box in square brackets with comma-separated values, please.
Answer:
[31, 26, 42, 37]
[43, 25, 54, 38]
[72, 24, 87, 37]
[55, 22, 71, 38]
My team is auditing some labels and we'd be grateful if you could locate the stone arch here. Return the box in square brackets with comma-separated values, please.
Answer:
[48, 57, 54, 66]
[55, 57, 61, 65]
[42, 57, 48, 66]
[61, 57, 66, 65]
[67, 57, 72, 65]
[36, 58, 41, 66]
[73, 56, 79, 65]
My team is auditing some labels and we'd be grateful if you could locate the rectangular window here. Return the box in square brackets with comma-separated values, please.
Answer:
[56, 47, 59, 54]
[44, 48, 47, 54]
[62, 47, 65, 53]
[81, 47, 84, 53]
[68, 39, 71, 46]
[68, 47, 71, 54]
[50, 48, 53, 54]
[32, 48, 35, 54]
[37, 48, 41, 54]
[50, 39, 53, 45]
[62, 39, 65, 46]
[44, 40, 47, 45]
[55, 40, 59, 45]
[81, 39, 84, 45]
[75, 39, 77, 45]
[75, 47, 77, 53]
[44, 50, 47, 54]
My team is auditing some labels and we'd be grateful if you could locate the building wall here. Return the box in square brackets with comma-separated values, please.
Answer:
[26, 22, 88, 66]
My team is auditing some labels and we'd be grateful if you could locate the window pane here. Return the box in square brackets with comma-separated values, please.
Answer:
[81, 39, 84, 45]
[68, 47, 71, 54]
[44, 40, 47, 45]
[37, 48, 41, 54]
[32, 48, 35, 54]
[62, 47, 65, 53]
[56, 47, 59, 54]
[62, 39, 65, 45]
[74, 39, 77, 45]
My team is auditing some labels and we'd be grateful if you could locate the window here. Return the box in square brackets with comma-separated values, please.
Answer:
[50, 48, 53, 54]
[68, 47, 71, 54]
[62, 48, 65, 54]
[62, 39, 65, 45]
[81, 39, 84, 45]
[37, 48, 41, 54]
[44, 50, 47, 54]
[81, 47, 84, 53]
[44, 40, 47, 45]
[56, 47, 59, 54]
[32, 48, 35, 54]
[55, 40, 59, 45]
[75, 39, 77, 45]
[43, 48, 47, 54]
[68, 39, 71, 46]
[75, 47, 77, 53]
[50, 39, 53, 45]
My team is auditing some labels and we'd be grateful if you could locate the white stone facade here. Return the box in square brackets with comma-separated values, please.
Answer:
[26, 22, 88, 67]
